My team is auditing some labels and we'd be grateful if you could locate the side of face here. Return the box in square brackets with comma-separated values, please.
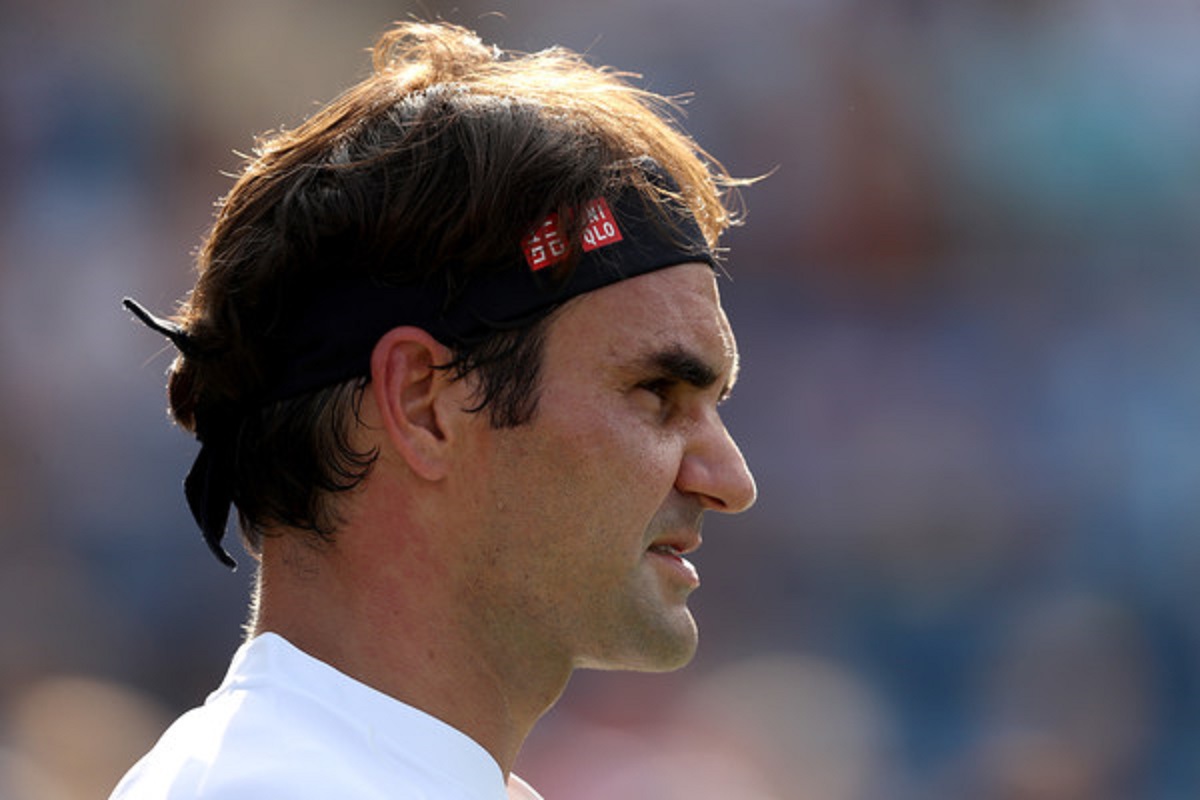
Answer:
[454, 262, 756, 675]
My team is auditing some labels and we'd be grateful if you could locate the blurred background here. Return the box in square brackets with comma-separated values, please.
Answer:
[1, 0, 1198, 797]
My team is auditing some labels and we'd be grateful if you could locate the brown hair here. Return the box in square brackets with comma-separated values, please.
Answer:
[165, 21, 742, 550]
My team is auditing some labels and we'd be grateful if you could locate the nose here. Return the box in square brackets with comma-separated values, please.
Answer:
[676, 412, 757, 514]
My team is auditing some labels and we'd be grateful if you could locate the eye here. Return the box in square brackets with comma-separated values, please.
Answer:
[637, 377, 675, 401]
[633, 377, 680, 421]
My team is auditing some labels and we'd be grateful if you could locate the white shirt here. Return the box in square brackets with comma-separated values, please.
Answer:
[109, 633, 543, 800]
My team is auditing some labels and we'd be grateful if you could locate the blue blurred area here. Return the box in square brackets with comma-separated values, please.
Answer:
[1, 1, 1198, 798]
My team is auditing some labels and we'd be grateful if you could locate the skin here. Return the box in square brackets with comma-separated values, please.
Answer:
[252, 262, 756, 778]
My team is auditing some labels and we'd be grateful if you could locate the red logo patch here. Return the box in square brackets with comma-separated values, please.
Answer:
[521, 198, 623, 271]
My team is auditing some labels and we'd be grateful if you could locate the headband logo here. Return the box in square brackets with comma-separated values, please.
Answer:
[522, 198, 624, 271]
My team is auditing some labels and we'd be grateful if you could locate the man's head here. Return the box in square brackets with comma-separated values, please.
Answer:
[439, 262, 757, 673]
[142, 21, 747, 568]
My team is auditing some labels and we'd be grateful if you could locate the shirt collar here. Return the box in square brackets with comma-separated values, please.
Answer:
[217, 632, 517, 800]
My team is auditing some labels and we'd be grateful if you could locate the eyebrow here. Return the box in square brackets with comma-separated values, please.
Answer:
[641, 344, 738, 399]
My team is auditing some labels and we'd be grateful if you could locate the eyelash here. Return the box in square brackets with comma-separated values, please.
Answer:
[638, 378, 674, 398]
[634, 378, 730, 421]
[635, 379, 686, 426]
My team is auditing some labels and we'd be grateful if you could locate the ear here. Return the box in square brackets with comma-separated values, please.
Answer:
[369, 326, 459, 481]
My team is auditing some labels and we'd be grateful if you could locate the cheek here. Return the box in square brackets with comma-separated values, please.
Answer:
[477, 411, 684, 623]
[510, 410, 677, 541]
[565, 397, 677, 479]
[569, 421, 684, 555]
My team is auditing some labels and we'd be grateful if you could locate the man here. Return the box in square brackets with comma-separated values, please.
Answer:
[113, 20, 756, 799]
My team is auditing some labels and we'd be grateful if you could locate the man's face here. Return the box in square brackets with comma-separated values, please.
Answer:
[457, 262, 756, 673]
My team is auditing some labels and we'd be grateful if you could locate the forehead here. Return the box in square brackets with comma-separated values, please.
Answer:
[545, 262, 738, 375]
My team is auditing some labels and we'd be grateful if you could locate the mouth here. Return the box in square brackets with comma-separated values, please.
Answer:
[647, 531, 702, 558]
[646, 537, 702, 588]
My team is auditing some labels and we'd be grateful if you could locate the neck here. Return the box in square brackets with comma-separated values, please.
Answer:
[251, 524, 571, 776]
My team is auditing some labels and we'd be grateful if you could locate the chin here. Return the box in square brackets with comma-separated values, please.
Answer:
[636, 642, 699, 673]
[578, 615, 699, 673]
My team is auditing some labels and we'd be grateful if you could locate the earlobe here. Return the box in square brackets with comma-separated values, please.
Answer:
[370, 327, 455, 481]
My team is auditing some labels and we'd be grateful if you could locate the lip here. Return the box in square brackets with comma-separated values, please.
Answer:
[646, 547, 700, 588]
[648, 531, 702, 557]
[646, 533, 702, 588]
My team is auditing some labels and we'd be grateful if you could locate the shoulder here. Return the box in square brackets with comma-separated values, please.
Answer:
[109, 635, 505, 800]
[108, 688, 392, 799]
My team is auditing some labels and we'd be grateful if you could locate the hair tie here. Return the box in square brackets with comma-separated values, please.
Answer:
[184, 435, 240, 570]
[124, 296, 239, 569]
[122, 297, 198, 357]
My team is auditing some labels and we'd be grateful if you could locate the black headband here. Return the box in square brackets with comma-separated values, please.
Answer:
[126, 162, 715, 568]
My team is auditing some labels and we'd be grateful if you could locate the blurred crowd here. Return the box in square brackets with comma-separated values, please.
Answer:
[1, 0, 1198, 798]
